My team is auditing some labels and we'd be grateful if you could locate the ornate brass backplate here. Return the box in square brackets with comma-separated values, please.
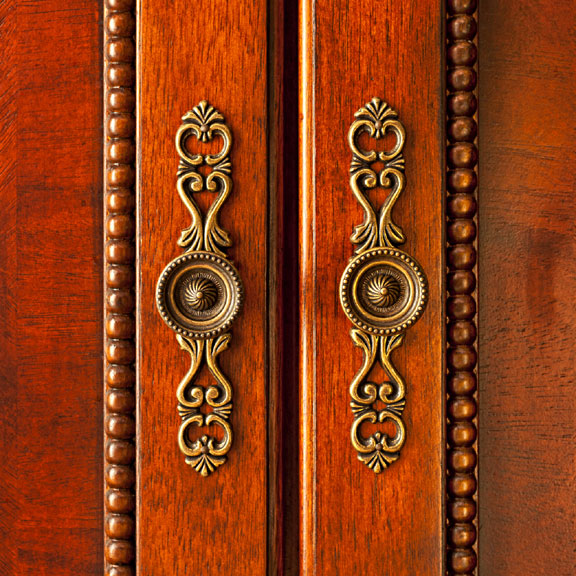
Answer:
[156, 101, 243, 476]
[339, 97, 428, 473]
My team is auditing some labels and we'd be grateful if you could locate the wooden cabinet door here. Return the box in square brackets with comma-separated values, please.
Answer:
[1, 1, 574, 575]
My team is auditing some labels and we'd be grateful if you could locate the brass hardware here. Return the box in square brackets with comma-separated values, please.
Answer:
[339, 97, 428, 473]
[156, 101, 242, 476]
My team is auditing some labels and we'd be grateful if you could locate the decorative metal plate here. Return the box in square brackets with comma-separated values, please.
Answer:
[156, 101, 242, 476]
[339, 97, 428, 473]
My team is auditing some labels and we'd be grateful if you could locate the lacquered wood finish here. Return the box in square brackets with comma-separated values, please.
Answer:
[0, 1, 103, 574]
[104, 1, 137, 574]
[299, 2, 445, 574]
[446, 2, 479, 574]
[479, 1, 575, 574]
[137, 0, 281, 573]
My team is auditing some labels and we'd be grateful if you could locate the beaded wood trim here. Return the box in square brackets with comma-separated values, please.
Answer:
[446, 1, 479, 574]
[104, 1, 137, 574]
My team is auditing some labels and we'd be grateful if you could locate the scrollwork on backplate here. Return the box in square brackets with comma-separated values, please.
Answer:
[340, 98, 428, 473]
[156, 101, 242, 476]
[176, 334, 233, 476]
[175, 100, 233, 257]
[349, 330, 406, 473]
[348, 97, 407, 253]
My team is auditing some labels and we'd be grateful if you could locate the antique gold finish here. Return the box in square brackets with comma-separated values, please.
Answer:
[340, 97, 428, 472]
[156, 101, 243, 476]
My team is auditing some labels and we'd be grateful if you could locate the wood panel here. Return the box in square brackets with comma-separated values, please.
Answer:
[0, 1, 104, 574]
[299, 1, 445, 574]
[479, 1, 576, 575]
[137, 1, 281, 573]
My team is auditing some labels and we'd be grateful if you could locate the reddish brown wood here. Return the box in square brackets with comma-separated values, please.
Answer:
[446, 1, 479, 575]
[0, 1, 104, 574]
[479, 1, 576, 575]
[137, 1, 282, 573]
[299, 1, 445, 574]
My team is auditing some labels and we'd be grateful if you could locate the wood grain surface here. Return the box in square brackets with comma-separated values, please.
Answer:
[137, 1, 282, 573]
[0, 1, 104, 574]
[479, 1, 576, 575]
[299, 1, 445, 574]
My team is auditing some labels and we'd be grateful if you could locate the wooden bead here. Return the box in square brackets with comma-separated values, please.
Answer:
[447, 219, 476, 244]
[448, 270, 476, 295]
[449, 448, 477, 473]
[448, 169, 477, 194]
[448, 245, 477, 270]
[106, 39, 135, 63]
[107, 140, 136, 163]
[106, 365, 136, 389]
[106, 12, 136, 37]
[447, 372, 477, 396]
[448, 117, 477, 142]
[106, 414, 136, 439]
[448, 321, 477, 346]
[106, 389, 136, 413]
[448, 498, 476, 523]
[447, 295, 476, 320]
[447, 194, 476, 218]
[449, 523, 476, 549]
[107, 190, 136, 213]
[107, 314, 135, 339]
[107, 164, 135, 187]
[106, 265, 135, 289]
[106, 63, 136, 88]
[447, 67, 477, 92]
[106, 340, 136, 364]
[448, 473, 477, 497]
[106, 289, 135, 314]
[448, 143, 478, 169]
[106, 240, 135, 264]
[107, 215, 135, 239]
[447, 92, 477, 116]
[108, 114, 136, 138]
[105, 514, 135, 539]
[448, 346, 477, 371]
[106, 489, 135, 514]
[448, 15, 477, 41]
[106, 465, 136, 489]
[447, 41, 477, 67]
[106, 440, 135, 465]
[449, 548, 477, 573]
[448, 398, 477, 421]
[107, 88, 136, 112]
[105, 539, 135, 565]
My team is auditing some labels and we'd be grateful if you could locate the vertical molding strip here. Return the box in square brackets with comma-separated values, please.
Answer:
[446, 1, 479, 574]
[104, 1, 137, 574]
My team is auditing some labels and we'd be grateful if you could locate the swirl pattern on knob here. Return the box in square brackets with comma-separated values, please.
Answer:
[184, 277, 218, 311]
[365, 273, 401, 307]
